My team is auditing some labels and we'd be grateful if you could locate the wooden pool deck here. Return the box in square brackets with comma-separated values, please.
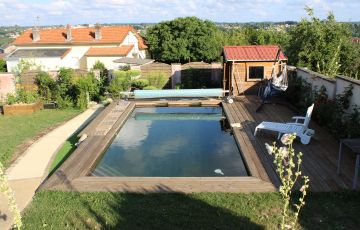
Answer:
[40, 97, 358, 193]
[224, 96, 359, 191]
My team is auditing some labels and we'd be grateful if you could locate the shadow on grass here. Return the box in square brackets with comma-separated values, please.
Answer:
[295, 191, 360, 229]
[66, 191, 265, 230]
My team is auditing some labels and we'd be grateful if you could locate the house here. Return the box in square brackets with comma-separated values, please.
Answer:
[222, 45, 287, 95]
[6, 24, 147, 72]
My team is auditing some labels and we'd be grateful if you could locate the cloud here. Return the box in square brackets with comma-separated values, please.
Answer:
[0, 0, 359, 25]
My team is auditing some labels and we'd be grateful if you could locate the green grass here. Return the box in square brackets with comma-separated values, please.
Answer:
[48, 129, 80, 174]
[23, 191, 282, 229]
[21, 191, 360, 229]
[0, 109, 82, 167]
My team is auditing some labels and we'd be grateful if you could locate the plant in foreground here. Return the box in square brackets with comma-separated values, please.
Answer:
[266, 134, 309, 229]
[0, 162, 22, 229]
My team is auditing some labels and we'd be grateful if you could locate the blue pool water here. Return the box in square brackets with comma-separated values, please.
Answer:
[92, 107, 248, 177]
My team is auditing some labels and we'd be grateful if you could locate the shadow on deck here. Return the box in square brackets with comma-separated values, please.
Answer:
[224, 95, 358, 191]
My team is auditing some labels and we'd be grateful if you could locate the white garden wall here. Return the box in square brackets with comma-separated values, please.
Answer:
[295, 67, 360, 111]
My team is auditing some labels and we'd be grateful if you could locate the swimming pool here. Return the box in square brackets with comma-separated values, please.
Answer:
[92, 106, 248, 177]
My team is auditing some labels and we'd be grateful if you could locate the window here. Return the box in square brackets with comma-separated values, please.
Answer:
[248, 66, 264, 80]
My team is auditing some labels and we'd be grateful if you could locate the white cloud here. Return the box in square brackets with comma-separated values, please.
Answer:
[0, 0, 359, 25]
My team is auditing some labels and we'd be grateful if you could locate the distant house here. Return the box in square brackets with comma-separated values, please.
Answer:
[6, 24, 147, 72]
[222, 45, 287, 95]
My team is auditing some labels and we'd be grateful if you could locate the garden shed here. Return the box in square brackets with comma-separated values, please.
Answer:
[222, 45, 287, 95]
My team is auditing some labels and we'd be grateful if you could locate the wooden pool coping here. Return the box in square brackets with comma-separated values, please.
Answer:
[40, 99, 275, 193]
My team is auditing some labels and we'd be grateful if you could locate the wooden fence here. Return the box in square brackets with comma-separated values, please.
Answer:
[139, 62, 222, 89]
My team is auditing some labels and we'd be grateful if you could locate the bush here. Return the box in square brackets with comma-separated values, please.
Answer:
[35, 71, 56, 102]
[0, 59, 7, 72]
[72, 73, 100, 109]
[6, 94, 18, 105]
[147, 71, 168, 89]
[54, 68, 101, 109]
[132, 79, 149, 89]
[119, 65, 130, 71]
[108, 75, 131, 98]
[6, 89, 38, 105]
[92, 61, 109, 95]
[56, 95, 73, 109]
[285, 75, 313, 113]
[143, 86, 158, 90]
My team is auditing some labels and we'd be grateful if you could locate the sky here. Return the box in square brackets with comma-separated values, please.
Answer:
[0, 0, 359, 26]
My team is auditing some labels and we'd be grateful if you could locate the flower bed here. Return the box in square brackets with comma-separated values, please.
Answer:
[3, 101, 43, 115]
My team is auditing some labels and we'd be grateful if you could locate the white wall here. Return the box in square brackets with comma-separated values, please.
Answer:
[295, 67, 360, 112]
[7, 57, 63, 72]
[7, 31, 146, 71]
[296, 67, 336, 99]
[87, 56, 127, 70]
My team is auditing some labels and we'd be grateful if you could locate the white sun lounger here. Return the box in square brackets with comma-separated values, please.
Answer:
[254, 104, 315, 144]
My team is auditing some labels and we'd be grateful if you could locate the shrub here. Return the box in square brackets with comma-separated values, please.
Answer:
[6, 93, 18, 105]
[132, 79, 149, 89]
[55, 68, 101, 109]
[56, 95, 73, 109]
[17, 89, 38, 104]
[35, 71, 56, 102]
[72, 73, 100, 109]
[143, 86, 158, 90]
[285, 76, 313, 113]
[146, 71, 168, 89]
[119, 65, 130, 71]
[6, 89, 38, 105]
[92, 61, 109, 95]
[108, 75, 131, 98]
[127, 70, 141, 78]
[0, 59, 7, 72]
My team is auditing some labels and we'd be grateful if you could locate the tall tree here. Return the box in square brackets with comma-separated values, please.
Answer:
[146, 17, 222, 63]
[286, 7, 355, 77]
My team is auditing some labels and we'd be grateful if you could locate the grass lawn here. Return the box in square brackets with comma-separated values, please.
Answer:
[48, 128, 80, 174]
[21, 191, 360, 229]
[0, 109, 82, 167]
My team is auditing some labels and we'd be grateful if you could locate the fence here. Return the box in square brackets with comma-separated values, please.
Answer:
[139, 62, 222, 89]
[295, 67, 360, 111]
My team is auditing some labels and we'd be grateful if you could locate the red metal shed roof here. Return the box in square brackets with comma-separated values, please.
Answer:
[223, 45, 287, 62]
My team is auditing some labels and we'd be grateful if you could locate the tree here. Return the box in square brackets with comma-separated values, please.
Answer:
[286, 7, 355, 77]
[146, 17, 222, 63]
[0, 59, 7, 72]
[92, 60, 109, 95]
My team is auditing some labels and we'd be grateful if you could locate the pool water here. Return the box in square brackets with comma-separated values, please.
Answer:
[92, 107, 248, 177]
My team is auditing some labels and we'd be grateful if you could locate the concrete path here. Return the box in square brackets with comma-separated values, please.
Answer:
[0, 106, 102, 229]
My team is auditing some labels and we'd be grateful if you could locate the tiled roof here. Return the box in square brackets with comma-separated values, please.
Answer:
[223, 45, 287, 61]
[85, 45, 134, 56]
[12, 26, 147, 49]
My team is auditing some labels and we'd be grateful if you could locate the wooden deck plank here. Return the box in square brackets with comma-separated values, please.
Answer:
[233, 95, 359, 191]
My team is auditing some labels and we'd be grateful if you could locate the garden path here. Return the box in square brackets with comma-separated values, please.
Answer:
[0, 105, 102, 229]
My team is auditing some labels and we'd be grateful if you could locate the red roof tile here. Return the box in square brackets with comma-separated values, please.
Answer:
[12, 26, 147, 49]
[223, 45, 287, 61]
[85, 45, 134, 56]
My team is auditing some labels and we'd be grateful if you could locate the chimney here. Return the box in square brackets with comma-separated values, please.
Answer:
[66, 24, 72, 41]
[95, 23, 102, 40]
[32, 26, 40, 42]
